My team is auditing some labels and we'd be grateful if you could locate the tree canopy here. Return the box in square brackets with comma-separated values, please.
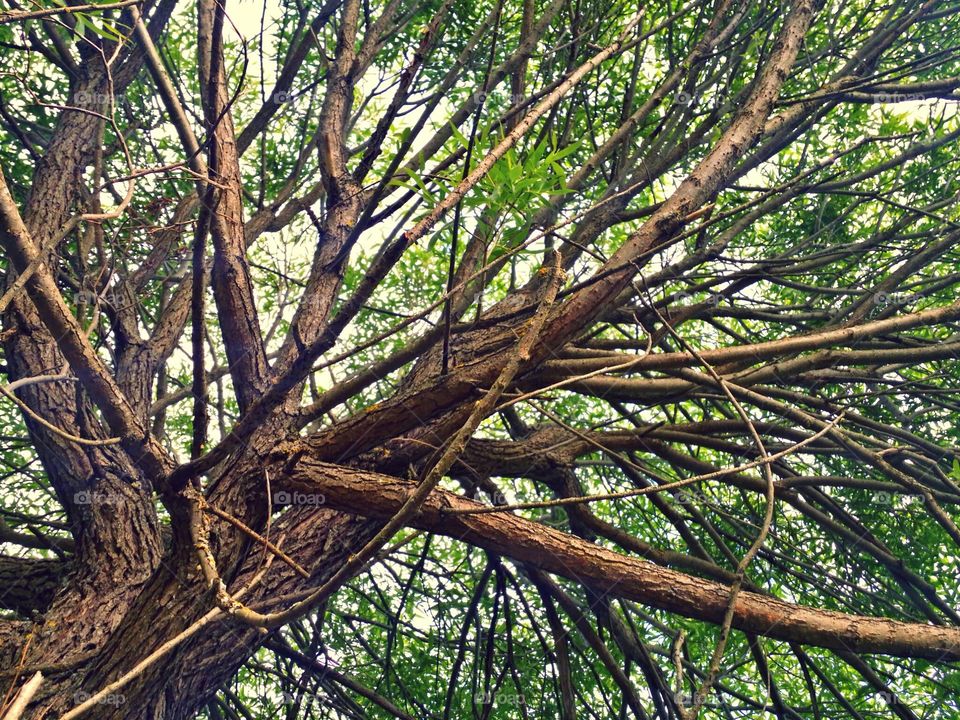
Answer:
[1, 0, 960, 717]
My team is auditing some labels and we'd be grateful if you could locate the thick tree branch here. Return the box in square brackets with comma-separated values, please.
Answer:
[276, 455, 960, 661]
[0, 167, 174, 485]
[197, 0, 270, 411]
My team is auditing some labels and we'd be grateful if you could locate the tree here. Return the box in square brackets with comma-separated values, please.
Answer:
[1, 0, 960, 716]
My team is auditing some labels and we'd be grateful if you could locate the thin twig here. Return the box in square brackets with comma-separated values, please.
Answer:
[445, 415, 842, 515]
[0, 672, 43, 720]
[0, 0, 139, 24]
[201, 499, 309, 578]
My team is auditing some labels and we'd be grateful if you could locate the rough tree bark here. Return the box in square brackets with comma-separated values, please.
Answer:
[1, 0, 959, 718]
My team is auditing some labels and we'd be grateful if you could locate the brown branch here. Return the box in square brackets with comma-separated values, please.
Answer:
[0, 0, 139, 23]
[191, 255, 566, 629]
[196, 0, 270, 411]
[0, 166, 174, 485]
[200, 499, 309, 579]
[275, 455, 960, 661]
